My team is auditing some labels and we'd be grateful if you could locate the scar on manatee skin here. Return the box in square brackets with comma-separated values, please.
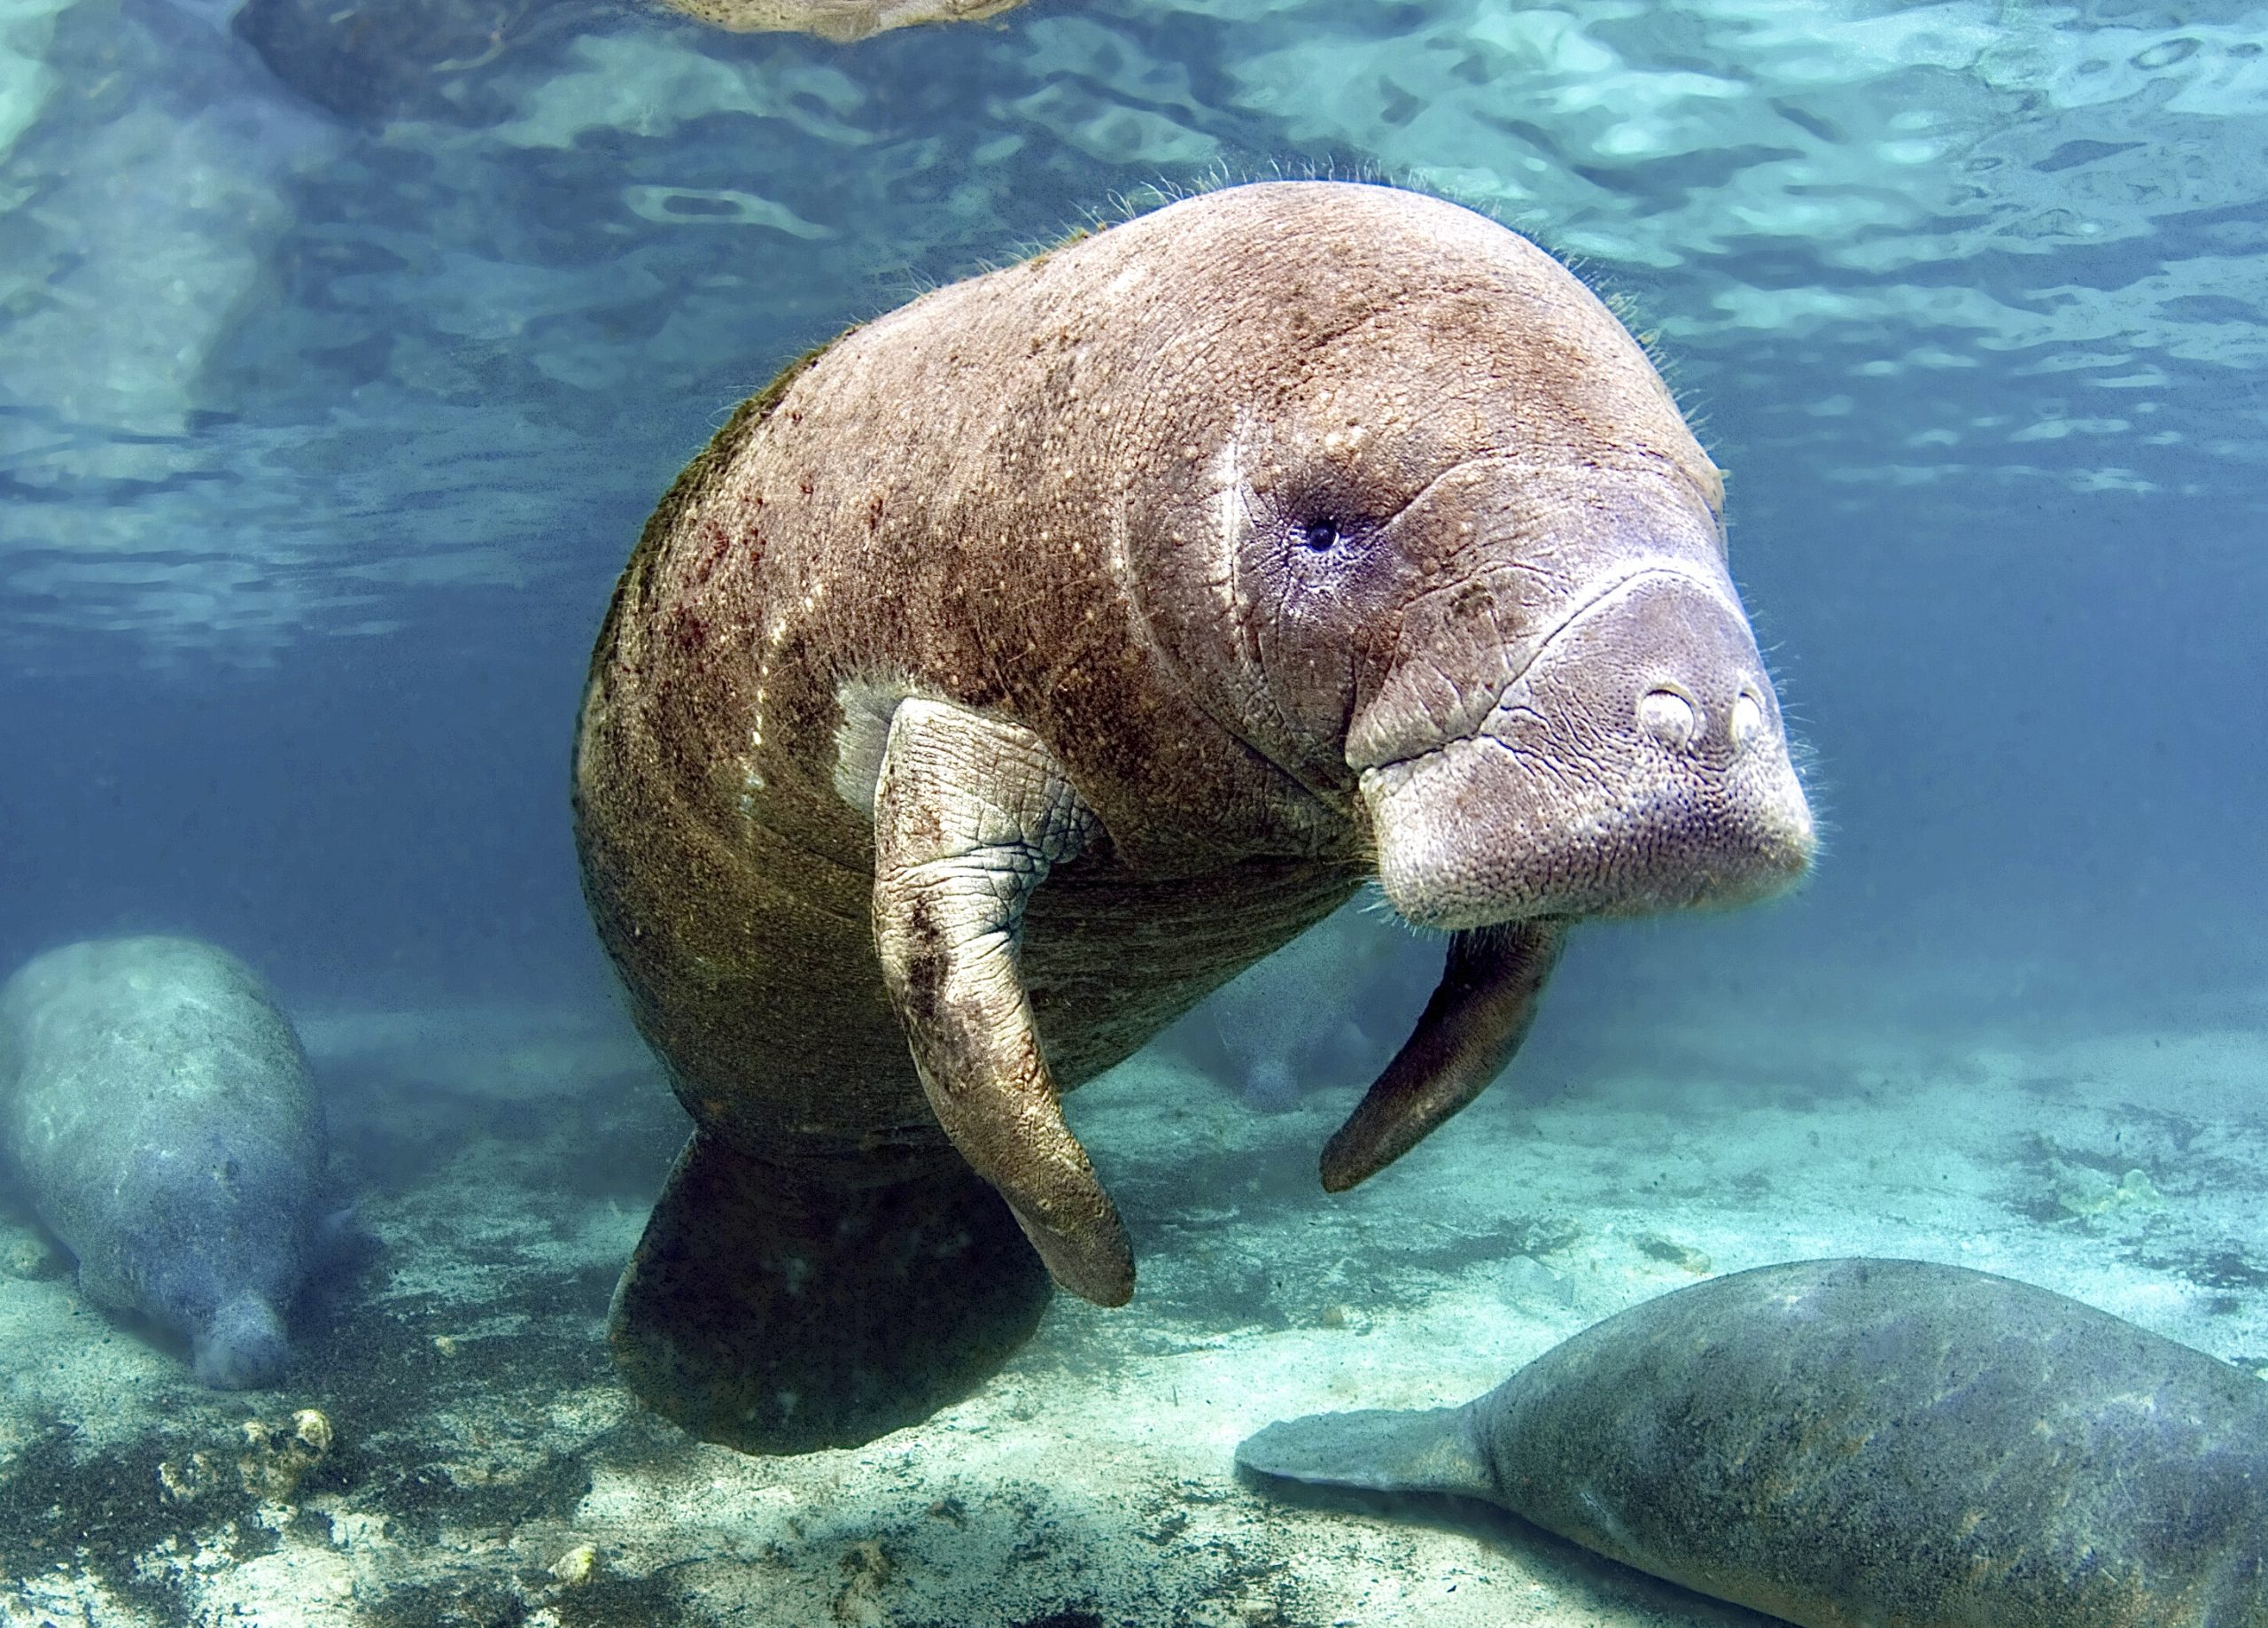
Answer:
[898, 932, 946, 1031]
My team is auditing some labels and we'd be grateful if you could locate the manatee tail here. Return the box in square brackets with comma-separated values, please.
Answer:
[1236, 1406, 1493, 1498]
[609, 1130, 1052, 1454]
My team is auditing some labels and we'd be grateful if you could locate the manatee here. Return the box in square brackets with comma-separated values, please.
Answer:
[1175, 906, 1433, 1112]
[572, 179, 1814, 1453]
[1239, 1258, 2268, 1628]
[0, 937, 326, 1389]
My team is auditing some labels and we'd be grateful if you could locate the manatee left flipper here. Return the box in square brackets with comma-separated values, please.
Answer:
[1237, 1406, 1491, 1499]
[869, 698, 1134, 1306]
[1319, 919, 1568, 1192]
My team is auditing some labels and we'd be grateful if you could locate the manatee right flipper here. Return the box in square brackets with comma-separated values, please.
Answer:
[1320, 919, 1568, 1192]
[609, 1128, 1051, 1454]
[1237, 1406, 1492, 1499]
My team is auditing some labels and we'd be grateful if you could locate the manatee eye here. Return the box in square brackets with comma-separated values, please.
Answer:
[1298, 517, 1343, 553]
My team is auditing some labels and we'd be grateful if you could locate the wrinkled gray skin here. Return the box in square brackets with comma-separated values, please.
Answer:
[1240, 1259, 2268, 1628]
[0, 937, 325, 1389]
[577, 181, 1815, 1451]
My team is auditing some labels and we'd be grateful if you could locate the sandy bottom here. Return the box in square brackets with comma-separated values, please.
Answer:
[2, 979, 2264, 1627]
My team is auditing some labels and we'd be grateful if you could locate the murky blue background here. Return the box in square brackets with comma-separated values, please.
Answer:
[3, 0, 2262, 1049]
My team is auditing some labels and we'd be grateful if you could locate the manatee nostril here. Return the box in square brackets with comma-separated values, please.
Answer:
[1729, 690, 1766, 751]
[1636, 687, 1698, 750]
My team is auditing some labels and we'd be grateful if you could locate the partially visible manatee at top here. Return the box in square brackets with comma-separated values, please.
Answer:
[653, 0, 1029, 39]
[574, 180, 1814, 1453]
[0, 936, 327, 1389]
[1239, 1258, 2268, 1628]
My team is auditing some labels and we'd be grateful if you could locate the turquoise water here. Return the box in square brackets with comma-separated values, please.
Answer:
[0, 3, 2264, 1624]
[5, 0, 2262, 1016]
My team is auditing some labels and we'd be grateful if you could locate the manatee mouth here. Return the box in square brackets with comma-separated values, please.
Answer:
[1363, 738, 1813, 927]
[1355, 569, 1814, 931]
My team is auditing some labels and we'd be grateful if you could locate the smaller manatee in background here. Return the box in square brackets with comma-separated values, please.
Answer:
[1166, 903, 1438, 1112]
[0, 937, 329, 1389]
[1239, 1258, 2268, 1628]
[654, 0, 1028, 39]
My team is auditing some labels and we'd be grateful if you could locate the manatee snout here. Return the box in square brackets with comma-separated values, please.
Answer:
[192, 1291, 291, 1390]
[137, 1140, 312, 1388]
[1357, 558, 1812, 932]
[1318, 489, 1812, 1192]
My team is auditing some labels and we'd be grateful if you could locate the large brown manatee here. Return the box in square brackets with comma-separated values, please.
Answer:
[573, 180, 1814, 1453]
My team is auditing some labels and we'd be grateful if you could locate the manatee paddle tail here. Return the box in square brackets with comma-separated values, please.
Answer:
[609, 1129, 1052, 1454]
[1237, 1407, 1492, 1500]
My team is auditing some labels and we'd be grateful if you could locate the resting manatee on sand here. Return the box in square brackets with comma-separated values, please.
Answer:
[1239, 1258, 2268, 1628]
[0, 937, 327, 1389]
[573, 179, 1814, 1453]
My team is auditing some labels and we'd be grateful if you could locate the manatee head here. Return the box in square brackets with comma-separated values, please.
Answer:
[193, 1291, 291, 1389]
[1118, 182, 1814, 928]
[1347, 477, 1814, 931]
[126, 1132, 313, 1389]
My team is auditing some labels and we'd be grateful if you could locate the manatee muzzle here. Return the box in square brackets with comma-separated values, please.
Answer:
[1318, 568, 1813, 1191]
[1358, 567, 1814, 932]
